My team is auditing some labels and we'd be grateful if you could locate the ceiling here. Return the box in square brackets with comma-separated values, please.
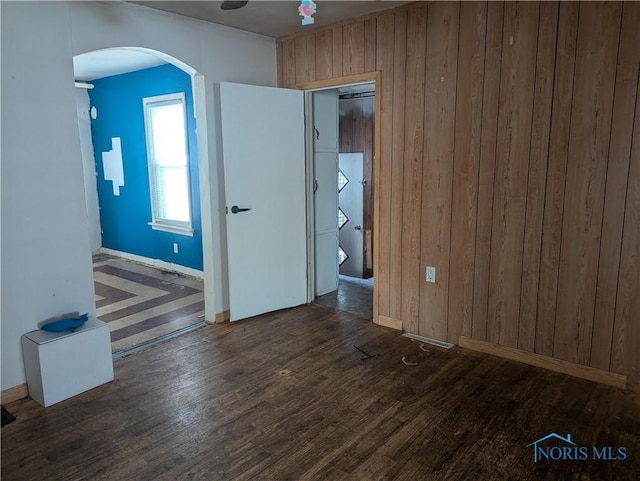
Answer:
[132, 1, 411, 38]
[74, 49, 166, 81]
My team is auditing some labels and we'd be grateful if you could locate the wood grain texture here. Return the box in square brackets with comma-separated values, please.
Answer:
[400, 5, 427, 335]
[295, 35, 316, 84]
[448, 1, 486, 344]
[419, 1, 459, 341]
[610, 63, 640, 391]
[315, 29, 334, 80]
[343, 22, 365, 75]
[389, 10, 407, 321]
[280, 38, 297, 88]
[1, 384, 28, 404]
[471, 1, 504, 342]
[536, 1, 579, 356]
[374, 13, 395, 319]
[487, 1, 539, 347]
[364, 18, 376, 73]
[276, 1, 640, 391]
[553, 2, 622, 365]
[591, 1, 640, 371]
[4, 305, 640, 480]
[518, 1, 559, 353]
[459, 337, 627, 390]
[332, 26, 343, 78]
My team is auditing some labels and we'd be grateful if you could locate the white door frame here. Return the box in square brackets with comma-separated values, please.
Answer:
[298, 73, 380, 321]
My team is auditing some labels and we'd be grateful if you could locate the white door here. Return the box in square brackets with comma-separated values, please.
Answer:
[220, 82, 307, 321]
[312, 90, 339, 296]
[338, 153, 364, 278]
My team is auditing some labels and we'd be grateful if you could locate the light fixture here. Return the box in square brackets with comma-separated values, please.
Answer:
[220, 1, 248, 11]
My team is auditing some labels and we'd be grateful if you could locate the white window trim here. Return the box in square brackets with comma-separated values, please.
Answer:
[143, 92, 194, 236]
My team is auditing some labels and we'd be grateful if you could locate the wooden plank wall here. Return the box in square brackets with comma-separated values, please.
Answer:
[339, 97, 376, 272]
[277, 1, 640, 391]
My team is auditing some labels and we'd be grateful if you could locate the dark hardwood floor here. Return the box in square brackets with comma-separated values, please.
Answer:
[2, 304, 639, 480]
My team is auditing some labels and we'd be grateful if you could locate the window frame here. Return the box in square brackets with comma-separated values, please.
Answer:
[142, 92, 194, 236]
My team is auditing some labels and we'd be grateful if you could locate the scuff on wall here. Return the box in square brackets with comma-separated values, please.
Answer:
[102, 137, 124, 195]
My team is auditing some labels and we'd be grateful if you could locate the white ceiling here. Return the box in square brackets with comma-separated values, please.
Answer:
[132, 0, 411, 38]
[74, 49, 166, 81]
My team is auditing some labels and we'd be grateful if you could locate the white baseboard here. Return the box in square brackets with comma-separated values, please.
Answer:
[98, 248, 204, 279]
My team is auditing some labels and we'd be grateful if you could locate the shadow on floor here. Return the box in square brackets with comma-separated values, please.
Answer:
[314, 275, 373, 319]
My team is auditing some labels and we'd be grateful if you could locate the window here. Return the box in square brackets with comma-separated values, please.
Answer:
[143, 93, 193, 236]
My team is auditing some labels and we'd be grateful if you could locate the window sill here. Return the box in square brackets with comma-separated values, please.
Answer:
[148, 222, 194, 237]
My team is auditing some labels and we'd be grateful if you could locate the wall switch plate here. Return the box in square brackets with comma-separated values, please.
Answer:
[173, 243, 179, 254]
[426, 266, 436, 283]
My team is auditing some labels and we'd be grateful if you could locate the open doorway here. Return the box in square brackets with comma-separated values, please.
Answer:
[74, 48, 212, 354]
[308, 81, 376, 320]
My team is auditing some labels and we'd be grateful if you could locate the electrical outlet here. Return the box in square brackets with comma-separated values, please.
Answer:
[426, 266, 436, 283]
[173, 243, 179, 254]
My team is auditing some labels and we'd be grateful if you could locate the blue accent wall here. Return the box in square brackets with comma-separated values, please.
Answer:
[89, 64, 202, 270]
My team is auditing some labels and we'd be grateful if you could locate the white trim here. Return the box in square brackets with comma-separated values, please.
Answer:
[304, 91, 315, 303]
[142, 91, 194, 231]
[147, 221, 194, 236]
[98, 248, 204, 279]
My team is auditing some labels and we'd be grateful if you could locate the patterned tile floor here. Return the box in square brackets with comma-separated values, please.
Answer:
[314, 275, 373, 319]
[92, 254, 205, 353]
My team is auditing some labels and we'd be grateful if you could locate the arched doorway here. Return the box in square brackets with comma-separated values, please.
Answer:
[73, 47, 215, 354]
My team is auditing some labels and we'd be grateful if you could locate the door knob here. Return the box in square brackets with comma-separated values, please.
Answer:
[231, 205, 251, 214]
[354, 225, 362, 230]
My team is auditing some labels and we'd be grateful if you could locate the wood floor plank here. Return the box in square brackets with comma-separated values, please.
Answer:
[2, 303, 639, 480]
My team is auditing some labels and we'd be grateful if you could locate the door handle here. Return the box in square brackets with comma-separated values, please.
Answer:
[354, 225, 362, 230]
[231, 205, 251, 214]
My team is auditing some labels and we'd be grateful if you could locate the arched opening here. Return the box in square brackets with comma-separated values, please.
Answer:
[73, 47, 215, 354]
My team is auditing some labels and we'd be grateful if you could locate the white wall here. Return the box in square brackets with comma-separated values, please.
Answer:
[1, 1, 276, 391]
[76, 88, 102, 252]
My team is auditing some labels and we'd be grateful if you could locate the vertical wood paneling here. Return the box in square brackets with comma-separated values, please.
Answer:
[315, 30, 333, 80]
[553, 2, 622, 365]
[591, 2, 640, 371]
[339, 98, 375, 238]
[375, 13, 395, 318]
[400, 5, 427, 334]
[277, 42, 284, 87]
[487, 1, 539, 347]
[295, 35, 316, 84]
[277, 1, 640, 391]
[281, 38, 297, 88]
[611, 81, 640, 390]
[536, 1, 579, 356]
[448, 1, 486, 343]
[517, 1, 559, 352]
[364, 18, 377, 73]
[472, 1, 504, 342]
[389, 11, 407, 320]
[343, 22, 365, 75]
[332, 26, 343, 78]
[419, 1, 459, 340]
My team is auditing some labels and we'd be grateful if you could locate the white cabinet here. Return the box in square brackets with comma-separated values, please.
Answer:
[21, 318, 114, 407]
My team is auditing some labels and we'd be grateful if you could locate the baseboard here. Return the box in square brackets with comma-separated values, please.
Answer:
[1, 383, 28, 404]
[458, 336, 627, 390]
[98, 248, 204, 279]
[215, 310, 230, 323]
[375, 315, 402, 331]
